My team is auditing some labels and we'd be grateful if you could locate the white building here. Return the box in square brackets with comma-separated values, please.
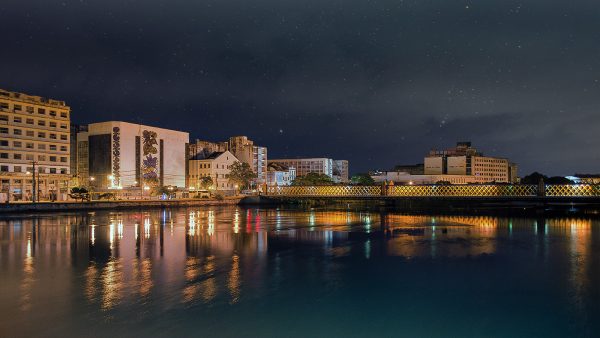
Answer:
[266, 163, 296, 186]
[79, 121, 189, 190]
[188, 151, 239, 193]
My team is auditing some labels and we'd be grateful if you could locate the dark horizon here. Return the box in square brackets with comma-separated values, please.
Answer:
[2, 0, 599, 176]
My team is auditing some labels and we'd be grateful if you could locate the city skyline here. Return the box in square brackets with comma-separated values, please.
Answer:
[2, 1, 600, 175]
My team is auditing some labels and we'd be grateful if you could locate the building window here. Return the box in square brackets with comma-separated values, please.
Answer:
[49, 111, 56, 117]
[38, 132, 46, 138]
[26, 130, 34, 137]
[13, 129, 22, 135]
[38, 108, 45, 115]
[14, 154, 22, 160]
[26, 106, 34, 113]
[60, 168, 67, 174]
[26, 118, 34, 124]
[38, 120, 46, 126]
[38, 155, 46, 161]
[0, 127, 7, 134]
[0, 115, 7, 121]
[60, 157, 67, 162]
[0, 102, 8, 109]
[0, 165, 8, 172]
[13, 117, 22, 123]
[49, 168, 56, 174]
[26, 143, 33, 149]
[60, 134, 67, 140]
[14, 104, 22, 111]
[60, 124, 67, 129]
[26, 154, 33, 160]
[49, 122, 57, 128]
[49, 156, 57, 162]
[0, 153, 8, 159]
[14, 166, 22, 172]
[13, 141, 21, 147]
[60, 146, 67, 151]
[60, 112, 68, 118]
[0, 140, 7, 146]
[50, 133, 57, 139]
[38, 144, 46, 150]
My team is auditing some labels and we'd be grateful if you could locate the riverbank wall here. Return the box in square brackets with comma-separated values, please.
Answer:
[0, 197, 243, 214]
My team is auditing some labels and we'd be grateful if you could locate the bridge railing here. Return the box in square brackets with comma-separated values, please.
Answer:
[266, 185, 382, 197]
[265, 184, 600, 198]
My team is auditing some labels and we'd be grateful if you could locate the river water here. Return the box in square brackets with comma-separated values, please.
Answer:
[1, 206, 599, 337]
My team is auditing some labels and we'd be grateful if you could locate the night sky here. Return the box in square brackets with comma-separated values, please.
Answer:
[1, 0, 599, 175]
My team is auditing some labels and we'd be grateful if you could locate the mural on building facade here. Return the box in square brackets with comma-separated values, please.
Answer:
[112, 127, 121, 186]
[142, 130, 159, 188]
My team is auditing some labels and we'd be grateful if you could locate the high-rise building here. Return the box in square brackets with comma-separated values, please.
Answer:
[424, 142, 517, 183]
[78, 121, 189, 190]
[0, 88, 71, 201]
[70, 123, 88, 184]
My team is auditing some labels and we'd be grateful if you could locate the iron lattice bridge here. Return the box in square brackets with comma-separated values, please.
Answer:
[265, 184, 600, 198]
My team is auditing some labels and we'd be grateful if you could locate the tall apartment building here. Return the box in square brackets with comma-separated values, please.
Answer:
[424, 142, 517, 183]
[0, 88, 71, 201]
[188, 136, 267, 185]
[78, 121, 189, 190]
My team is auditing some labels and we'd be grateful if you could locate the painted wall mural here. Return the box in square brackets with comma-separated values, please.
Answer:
[112, 127, 121, 186]
[142, 130, 159, 188]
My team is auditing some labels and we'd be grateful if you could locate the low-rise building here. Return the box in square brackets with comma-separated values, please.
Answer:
[370, 171, 480, 185]
[189, 151, 238, 193]
[266, 162, 296, 186]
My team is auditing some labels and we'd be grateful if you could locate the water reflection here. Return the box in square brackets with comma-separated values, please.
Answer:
[0, 208, 599, 336]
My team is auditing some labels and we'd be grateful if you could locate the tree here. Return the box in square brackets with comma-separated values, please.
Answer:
[226, 161, 256, 192]
[69, 187, 89, 202]
[199, 176, 213, 190]
[292, 172, 334, 186]
[521, 172, 573, 185]
[351, 173, 375, 185]
[521, 172, 547, 185]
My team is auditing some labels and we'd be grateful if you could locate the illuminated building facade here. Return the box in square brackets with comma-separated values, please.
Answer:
[424, 141, 517, 183]
[188, 136, 268, 185]
[188, 151, 239, 192]
[266, 163, 296, 186]
[0, 88, 71, 201]
[78, 121, 189, 190]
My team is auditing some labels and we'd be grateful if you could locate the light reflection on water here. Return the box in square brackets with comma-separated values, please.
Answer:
[0, 207, 599, 337]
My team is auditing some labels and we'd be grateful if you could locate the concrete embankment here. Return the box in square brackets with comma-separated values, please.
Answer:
[0, 197, 243, 214]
